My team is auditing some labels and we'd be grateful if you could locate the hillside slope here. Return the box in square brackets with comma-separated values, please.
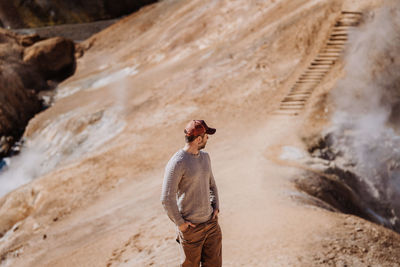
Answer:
[1, 0, 399, 266]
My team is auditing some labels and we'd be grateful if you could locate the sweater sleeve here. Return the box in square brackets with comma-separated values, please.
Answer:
[207, 154, 220, 211]
[160, 158, 186, 226]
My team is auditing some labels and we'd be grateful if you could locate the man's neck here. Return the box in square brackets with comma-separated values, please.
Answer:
[183, 144, 199, 155]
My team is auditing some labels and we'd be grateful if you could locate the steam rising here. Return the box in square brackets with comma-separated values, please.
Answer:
[329, 2, 400, 231]
[0, 108, 126, 198]
[0, 58, 138, 198]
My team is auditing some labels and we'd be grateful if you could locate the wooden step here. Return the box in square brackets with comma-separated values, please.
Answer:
[311, 59, 336, 63]
[300, 73, 326, 77]
[329, 36, 348, 41]
[335, 21, 360, 27]
[291, 90, 314, 95]
[315, 57, 339, 62]
[323, 43, 345, 47]
[316, 55, 340, 59]
[298, 77, 323, 81]
[299, 77, 324, 80]
[281, 98, 307, 102]
[301, 74, 326, 78]
[337, 17, 362, 23]
[303, 71, 328, 74]
[332, 28, 351, 32]
[330, 32, 348, 36]
[280, 103, 304, 108]
[318, 52, 341, 56]
[327, 40, 347, 45]
[341, 11, 363, 15]
[320, 48, 342, 52]
[279, 106, 303, 111]
[280, 105, 305, 110]
[280, 106, 305, 110]
[305, 69, 329, 72]
[292, 85, 315, 89]
[310, 62, 334, 66]
[313, 58, 336, 62]
[291, 87, 313, 92]
[294, 81, 320, 84]
[301, 73, 326, 76]
[287, 92, 312, 97]
[338, 15, 362, 20]
[299, 75, 324, 78]
[282, 97, 307, 102]
[325, 44, 346, 48]
[308, 66, 332, 70]
[280, 101, 305, 106]
[304, 69, 329, 72]
[291, 85, 314, 89]
[273, 110, 300, 116]
[295, 79, 321, 83]
[333, 26, 354, 31]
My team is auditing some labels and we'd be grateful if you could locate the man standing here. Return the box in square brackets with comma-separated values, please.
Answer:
[161, 120, 222, 267]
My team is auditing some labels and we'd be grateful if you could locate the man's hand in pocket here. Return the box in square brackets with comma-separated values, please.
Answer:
[212, 208, 219, 219]
[179, 221, 196, 232]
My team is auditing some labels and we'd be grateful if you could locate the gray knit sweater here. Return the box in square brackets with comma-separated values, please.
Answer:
[161, 149, 220, 226]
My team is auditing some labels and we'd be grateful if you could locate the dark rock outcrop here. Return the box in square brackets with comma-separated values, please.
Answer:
[0, 0, 158, 29]
[297, 133, 400, 233]
[0, 29, 76, 157]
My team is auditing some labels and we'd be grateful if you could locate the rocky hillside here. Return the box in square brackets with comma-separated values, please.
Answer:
[0, 0, 158, 29]
[0, 30, 75, 159]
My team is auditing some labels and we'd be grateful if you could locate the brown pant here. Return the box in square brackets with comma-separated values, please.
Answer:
[176, 216, 222, 267]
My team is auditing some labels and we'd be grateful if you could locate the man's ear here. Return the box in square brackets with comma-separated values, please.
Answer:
[195, 135, 202, 143]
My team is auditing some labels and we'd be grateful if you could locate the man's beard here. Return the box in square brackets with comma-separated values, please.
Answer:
[198, 143, 206, 150]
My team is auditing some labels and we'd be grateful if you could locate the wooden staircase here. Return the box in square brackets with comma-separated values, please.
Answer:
[274, 11, 363, 116]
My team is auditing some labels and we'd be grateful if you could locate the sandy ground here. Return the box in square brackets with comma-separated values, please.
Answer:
[1, 0, 400, 266]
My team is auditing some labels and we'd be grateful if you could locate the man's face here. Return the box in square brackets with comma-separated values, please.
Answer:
[197, 134, 208, 150]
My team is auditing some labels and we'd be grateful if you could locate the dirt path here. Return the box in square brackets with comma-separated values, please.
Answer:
[24, 115, 331, 266]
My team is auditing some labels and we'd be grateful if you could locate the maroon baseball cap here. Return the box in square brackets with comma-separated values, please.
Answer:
[184, 120, 216, 137]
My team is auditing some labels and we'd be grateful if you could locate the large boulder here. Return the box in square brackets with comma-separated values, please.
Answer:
[23, 37, 75, 81]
